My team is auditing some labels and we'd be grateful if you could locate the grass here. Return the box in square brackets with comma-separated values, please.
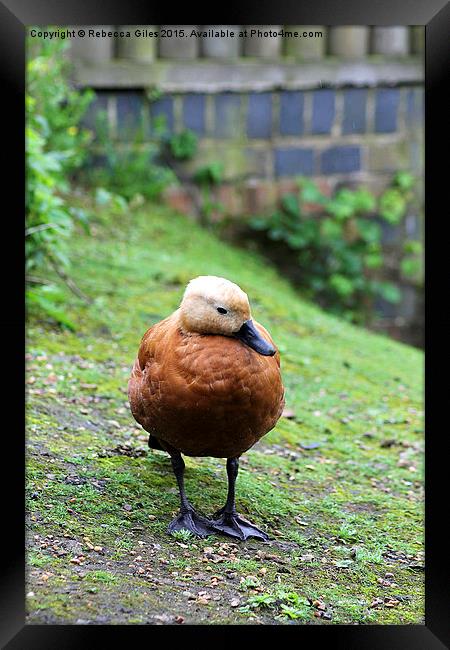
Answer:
[26, 196, 424, 625]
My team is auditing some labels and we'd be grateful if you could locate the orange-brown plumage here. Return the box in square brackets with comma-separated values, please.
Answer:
[128, 310, 285, 458]
[128, 275, 285, 539]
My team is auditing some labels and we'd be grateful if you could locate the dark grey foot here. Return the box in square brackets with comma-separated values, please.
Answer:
[211, 510, 269, 541]
[167, 509, 217, 538]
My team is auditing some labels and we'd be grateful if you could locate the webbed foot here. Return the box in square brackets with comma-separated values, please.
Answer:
[167, 508, 217, 538]
[211, 510, 269, 541]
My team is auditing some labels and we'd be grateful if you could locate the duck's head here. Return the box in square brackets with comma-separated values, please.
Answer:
[179, 276, 276, 356]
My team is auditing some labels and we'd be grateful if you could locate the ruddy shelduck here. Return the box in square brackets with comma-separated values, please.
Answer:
[128, 276, 285, 540]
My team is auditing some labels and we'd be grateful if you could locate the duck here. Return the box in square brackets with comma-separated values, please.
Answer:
[128, 275, 285, 540]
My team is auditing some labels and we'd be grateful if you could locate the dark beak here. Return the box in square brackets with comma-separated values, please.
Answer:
[233, 320, 276, 356]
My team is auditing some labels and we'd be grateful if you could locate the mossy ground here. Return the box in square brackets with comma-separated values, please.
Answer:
[26, 197, 424, 625]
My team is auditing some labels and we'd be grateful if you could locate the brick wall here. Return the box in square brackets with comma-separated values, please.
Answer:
[71, 27, 424, 346]
[85, 86, 423, 184]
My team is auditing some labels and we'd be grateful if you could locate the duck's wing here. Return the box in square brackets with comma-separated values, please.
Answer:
[128, 315, 175, 429]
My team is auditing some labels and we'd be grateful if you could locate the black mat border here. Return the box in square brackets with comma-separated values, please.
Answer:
[2, 1, 447, 647]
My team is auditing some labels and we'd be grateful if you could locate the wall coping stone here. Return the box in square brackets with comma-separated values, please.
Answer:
[73, 59, 423, 92]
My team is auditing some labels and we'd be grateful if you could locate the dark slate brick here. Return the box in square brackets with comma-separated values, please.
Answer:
[279, 91, 304, 136]
[81, 92, 109, 131]
[321, 146, 361, 174]
[311, 89, 335, 134]
[374, 296, 398, 319]
[116, 91, 144, 140]
[375, 88, 400, 133]
[247, 92, 273, 139]
[214, 93, 241, 138]
[380, 219, 402, 245]
[182, 94, 206, 136]
[406, 88, 424, 127]
[149, 96, 174, 135]
[274, 148, 314, 177]
[342, 89, 367, 134]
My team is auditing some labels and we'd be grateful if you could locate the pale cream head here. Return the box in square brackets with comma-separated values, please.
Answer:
[179, 276, 251, 335]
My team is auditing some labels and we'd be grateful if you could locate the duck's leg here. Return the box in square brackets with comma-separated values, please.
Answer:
[211, 457, 269, 541]
[166, 451, 217, 538]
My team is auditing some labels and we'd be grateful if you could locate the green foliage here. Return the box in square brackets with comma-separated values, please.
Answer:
[193, 162, 224, 186]
[87, 112, 176, 201]
[26, 29, 93, 327]
[193, 162, 225, 227]
[171, 529, 195, 542]
[26, 285, 76, 331]
[240, 589, 311, 621]
[249, 174, 418, 323]
[26, 200, 424, 625]
[168, 129, 198, 160]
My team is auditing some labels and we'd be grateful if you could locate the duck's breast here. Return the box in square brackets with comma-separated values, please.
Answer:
[128, 318, 285, 458]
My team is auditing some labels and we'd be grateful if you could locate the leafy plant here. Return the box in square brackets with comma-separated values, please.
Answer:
[170, 529, 194, 542]
[26, 29, 94, 328]
[193, 162, 225, 227]
[87, 112, 176, 201]
[240, 589, 312, 621]
[249, 173, 418, 324]
[168, 129, 198, 161]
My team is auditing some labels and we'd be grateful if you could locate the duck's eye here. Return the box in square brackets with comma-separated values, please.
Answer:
[217, 307, 228, 315]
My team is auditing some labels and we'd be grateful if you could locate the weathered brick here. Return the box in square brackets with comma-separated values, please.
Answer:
[247, 92, 273, 139]
[342, 89, 367, 134]
[408, 140, 423, 174]
[274, 148, 314, 177]
[321, 146, 361, 174]
[162, 185, 195, 216]
[242, 180, 276, 215]
[184, 142, 247, 181]
[311, 89, 335, 134]
[406, 88, 424, 127]
[214, 93, 241, 138]
[182, 94, 206, 136]
[397, 285, 419, 320]
[374, 89, 400, 133]
[276, 179, 299, 199]
[245, 147, 271, 177]
[149, 96, 174, 135]
[368, 141, 408, 172]
[116, 92, 144, 140]
[371, 27, 409, 57]
[279, 91, 304, 136]
[158, 27, 199, 59]
[216, 184, 243, 216]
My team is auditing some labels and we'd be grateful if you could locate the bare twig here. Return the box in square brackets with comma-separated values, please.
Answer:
[25, 223, 64, 237]
[26, 275, 49, 285]
[48, 255, 93, 304]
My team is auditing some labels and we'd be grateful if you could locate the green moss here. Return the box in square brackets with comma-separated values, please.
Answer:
[26, 197, 424, 625]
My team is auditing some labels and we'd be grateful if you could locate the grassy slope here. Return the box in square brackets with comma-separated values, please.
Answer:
[26, 199, 424, 625]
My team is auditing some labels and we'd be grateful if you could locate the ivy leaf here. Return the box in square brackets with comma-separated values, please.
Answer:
[299, 179, 326, 204]
[401, 257, 422, 277]
[353, 189, 376, 213]
[321, 218, 342, 240]
[378, 282, 402, 303]
[329, 274, 355, 297]
[356, 219, 381, 243]
[394, 171, 415, 191]
[379, 189, 406, 224]
[281, 193, 300, 218]
[364, 253, 383, 269]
